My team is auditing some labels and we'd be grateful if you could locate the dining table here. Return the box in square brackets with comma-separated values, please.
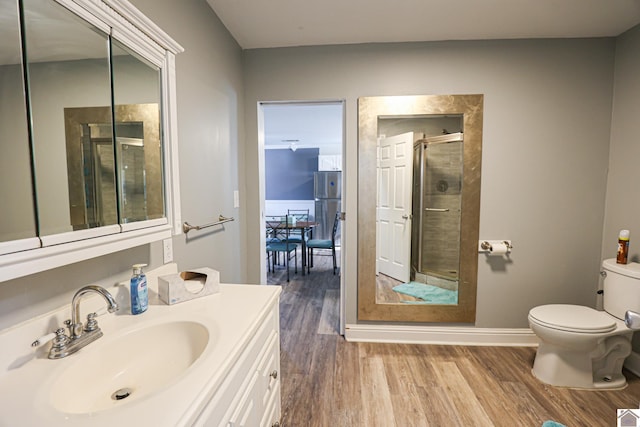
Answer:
[268, 220, 317, 276]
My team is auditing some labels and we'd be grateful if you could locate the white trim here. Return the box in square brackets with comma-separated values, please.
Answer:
[338, 99, 346, 336]
[624, 350, 640, 377]
[257, 103, 267, 284]
[101, 0, 184, 54]
[0, 238, 41, 256]
[110, 26, 164, 67]
[40, 225, 121, 247]
[0, 225, 171, 282]
[55, 0, 111, 33]
[344, 324, 539, 346]
[120, 217, 168, 232]
[164, 52, 182, 235]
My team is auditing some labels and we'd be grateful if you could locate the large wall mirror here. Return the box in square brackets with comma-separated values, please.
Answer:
[358, 94, 483, 323]
[0, 0, 183, 282]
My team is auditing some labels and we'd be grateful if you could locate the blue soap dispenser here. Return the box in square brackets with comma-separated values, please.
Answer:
[130, 263, 148, 315]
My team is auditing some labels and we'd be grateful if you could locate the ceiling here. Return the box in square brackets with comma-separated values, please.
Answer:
[262, 103, 343, 150]
[207, 0, 640, 50]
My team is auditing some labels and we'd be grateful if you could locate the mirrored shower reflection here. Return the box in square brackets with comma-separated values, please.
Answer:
[77, 122, 148, 228]
[376, 115, 463, 305]
[64, 104, 161, 230]
[410, 133, 463, 301]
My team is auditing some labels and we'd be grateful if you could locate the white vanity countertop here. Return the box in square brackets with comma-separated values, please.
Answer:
[0, 282, 281, 426]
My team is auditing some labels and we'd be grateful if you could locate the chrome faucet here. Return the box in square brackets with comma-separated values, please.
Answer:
[70, 285, 118, 338]
[32, 285, 118, 359]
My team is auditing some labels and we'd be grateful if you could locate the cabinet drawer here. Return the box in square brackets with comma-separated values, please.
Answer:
[260, 379, 281, 427]
[195, 307, 279, 426]
[228, 372, 258, 427]
[257, 331, 280, 408]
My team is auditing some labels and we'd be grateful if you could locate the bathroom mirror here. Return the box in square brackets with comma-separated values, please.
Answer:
[23, 0, 116, 236]
[64, 39, 163, 230]
[111, 39, 164, 225]
[358, 94, 483, 323]
[0, 0, 36, 244]
[0, 0, 183, 282]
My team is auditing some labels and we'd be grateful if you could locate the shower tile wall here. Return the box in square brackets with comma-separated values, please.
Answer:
[422, 141, 462, 278]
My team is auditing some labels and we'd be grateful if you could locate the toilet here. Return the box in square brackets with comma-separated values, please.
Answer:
[528, 258, 640, 389]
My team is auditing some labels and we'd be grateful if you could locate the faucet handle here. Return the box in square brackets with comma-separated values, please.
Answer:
[31, 328, 69, 349]
[85, 313, 99, 332]
[31, 332, 56, 347]
[51, 328, 69, 351]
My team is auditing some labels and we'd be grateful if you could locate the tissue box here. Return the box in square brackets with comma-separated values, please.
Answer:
[158, 267, 220, 305]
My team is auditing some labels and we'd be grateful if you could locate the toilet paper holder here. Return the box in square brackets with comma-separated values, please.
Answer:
[478, 240, 513, 254]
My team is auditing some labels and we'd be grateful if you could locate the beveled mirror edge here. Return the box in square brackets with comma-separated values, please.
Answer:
[357, 94, 483, 323]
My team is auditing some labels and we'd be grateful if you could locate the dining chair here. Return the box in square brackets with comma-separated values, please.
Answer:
[285, 209, 310, 244]
[265, 215, 298, 282]
[306, 211, 340, 275]
[265, 219, 282, 265]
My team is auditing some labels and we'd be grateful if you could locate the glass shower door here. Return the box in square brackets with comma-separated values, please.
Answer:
[417, 133, 464, 282]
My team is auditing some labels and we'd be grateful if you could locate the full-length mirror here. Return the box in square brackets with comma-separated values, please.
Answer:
[358, 95, 483, 323]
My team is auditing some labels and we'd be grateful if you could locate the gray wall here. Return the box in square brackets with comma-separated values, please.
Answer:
[0, 0, 244, 331]
[603, 25, 640, 262]
[131, 0, 245, 280]
[243, 38, 616, 328]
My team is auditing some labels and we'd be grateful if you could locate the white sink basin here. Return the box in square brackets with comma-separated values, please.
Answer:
[49, 320, 209, 414]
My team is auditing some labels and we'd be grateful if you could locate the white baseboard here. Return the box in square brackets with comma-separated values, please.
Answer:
[344, 324, 539, 347]
[624, 351, 640, 377]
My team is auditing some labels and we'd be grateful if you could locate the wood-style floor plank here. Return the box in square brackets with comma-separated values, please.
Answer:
[317, 289, 339, 335]
[268, 250, 640, 426]
[359, 355, 396, 427]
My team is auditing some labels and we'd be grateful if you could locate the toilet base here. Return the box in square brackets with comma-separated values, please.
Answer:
[532, 338, 630, 390]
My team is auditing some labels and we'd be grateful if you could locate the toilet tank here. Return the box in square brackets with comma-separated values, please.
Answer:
[602, 258, 640, 320]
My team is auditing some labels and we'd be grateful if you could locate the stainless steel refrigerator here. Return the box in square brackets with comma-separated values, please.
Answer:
[314, 171, 341, 243]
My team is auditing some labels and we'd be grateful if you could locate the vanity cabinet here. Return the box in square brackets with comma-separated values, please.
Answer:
[195, 295, 281, 427]
[0, 281, 281, 427]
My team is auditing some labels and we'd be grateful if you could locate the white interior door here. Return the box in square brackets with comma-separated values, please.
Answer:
[377, 132, 413, 283]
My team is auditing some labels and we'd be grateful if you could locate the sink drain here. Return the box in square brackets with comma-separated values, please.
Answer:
[111, 387, 133, 401]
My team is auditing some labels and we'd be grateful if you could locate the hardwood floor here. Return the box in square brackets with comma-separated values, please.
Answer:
[267, 253, 640, 426]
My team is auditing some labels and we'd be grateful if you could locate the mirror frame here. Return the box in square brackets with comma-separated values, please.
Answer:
[0, 0, 183, 282]
[357, 94, 483, 323]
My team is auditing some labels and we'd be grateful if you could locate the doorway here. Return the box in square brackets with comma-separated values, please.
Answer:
[257, 100, 346, 333]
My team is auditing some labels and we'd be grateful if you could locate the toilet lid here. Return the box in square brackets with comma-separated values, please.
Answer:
[529, 304, 617, 333]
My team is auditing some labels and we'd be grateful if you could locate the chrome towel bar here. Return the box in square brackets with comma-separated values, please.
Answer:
[183, 215, 234, 234]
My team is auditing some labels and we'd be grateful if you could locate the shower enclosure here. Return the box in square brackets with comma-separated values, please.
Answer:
[410, 132, 464, 287]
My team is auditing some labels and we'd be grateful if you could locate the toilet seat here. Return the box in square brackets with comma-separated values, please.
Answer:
[529, 304, 617, 333]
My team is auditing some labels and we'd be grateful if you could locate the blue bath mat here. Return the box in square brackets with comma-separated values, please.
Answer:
[542, 422, 566, 427]
[392, 281, 458, 305]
